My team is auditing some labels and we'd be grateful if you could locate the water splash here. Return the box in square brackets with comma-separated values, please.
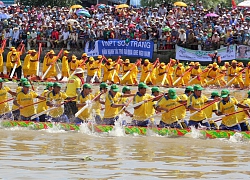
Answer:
[43, 122, 66, 133]
[185, 126, 204, 139]
[79, 122, 93, 135]
[229, 132, 244, 143]
[108, 114, 126, 137]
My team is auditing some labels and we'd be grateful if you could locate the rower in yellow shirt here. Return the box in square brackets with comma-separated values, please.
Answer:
[206, 63, 220, 86]
[237, 62, 245, 89]
[244, 62, 250, 88]
[10, 51, 22, 79]
[187, 85, 210, 128]
[69, 55, 79, 74]
[92, 82, 109, 124]
[167, 59, 176, 87]
[174, 63, 185, 87]
[46, 82, 70, 123]
[217, 66, 227, 87]
[156, 63, 169, 86]
[59, 50, 70, 81]
[86, 57, 100, 83]
[111, 58, 121, 84]
[23, 50, 32, 77]
[117, 86, 133, 118]
[95, 55, 103, 81]
[12, 78, 28, 120]
[176, 86, 194, 128]
[42, 50, 52, 75]
[132, 82, 154, 127]
[189, 62, 202, 85]
[120, 59, 134, 85]
[0, 78, 16, 119]
[227, 60, 241, 88]
[43, 51, 58, 80]
[183, 62, 194, 85]
[13, 81, 45, 121]
[156, 88, 182, 128]
[140, 59, 152, 84]
[29, 50, 39, 78]
[217, 89, 250, 131]
[78, 53, 88, 70]
[148, 87, 162, 123]
[102, 58, 114, 83]
[203, 91, 220, 129]
[131, 59, 140, 85]
[75, 83, 95, 123]
[36, 82, 53, 122]
[6, 47, 15, 76]
[237, 91, 250, 131]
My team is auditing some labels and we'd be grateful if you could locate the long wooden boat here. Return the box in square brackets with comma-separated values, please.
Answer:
[1, 120, 250, 139]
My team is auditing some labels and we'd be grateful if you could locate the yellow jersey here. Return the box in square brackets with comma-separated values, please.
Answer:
[203, 102, 218, 118]
[156, 95, 180, 124]
[65, 75, 82, 98]
[86, 62, 95, 76]
[47, 91, 68, 118]
[29, 54, 38, 71]
[77, 93, 95, 120]
[218, 97, 238, 126]
[36, 90, 50, 113]
[176, 93, 188, 119]
[6, 51, 13, 67]
[187, 94, 208, 121]
[61, 56, 69, 72]
[237, 98, 250, 123]
[0, 86, 11, 114]
[103, 91, 122, 119]
[133, 92, 152, 121]
[15, 90, 38, 117]
[12, 86, 23, 110]
[91, 91, 103, 115]
[23, 54, 30, 70]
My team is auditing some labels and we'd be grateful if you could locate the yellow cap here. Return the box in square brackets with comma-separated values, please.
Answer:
[224, 62, 230, 65]
[195, 62, 200, 66]
[144, 59, 149, 63]
[189, 62, 195, 66]
[107, 58, 112, 62]
[213, 62, 218, 67]
[221, 66, 227, 71]
[10, 46, 15, 50]
[208, 64, 213, 68]
[238, 62, 244, 66]
[89, 57, 94, 61]
[232, 60, 237, 64]
[82, 53, 87, 57]
[32, 50, 36, 53]
[178, 63, 183, 67]
[125, 59, 130, 64]
[170, 59, 176, 63]
[12, 49, 16, 52]
[98, 55, 102, 59]
[64, 50, 70, 54]
[248, 62, 250, 66]
[160, 62, 165, 66]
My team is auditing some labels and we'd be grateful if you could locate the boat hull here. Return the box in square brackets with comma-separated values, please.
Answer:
[1, 120, 250, 139]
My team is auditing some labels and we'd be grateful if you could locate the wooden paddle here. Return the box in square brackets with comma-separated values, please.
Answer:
[161, 62, 171, 86]
[117, 97, 133, 115]
[173, 67, 193, 86]
[208, 108, 249, 122]
[188, 68, 209, 85]
[185, 98, 220, 119]
[144, 58, 159, 83]
[121, 60, 140, 81]
[226, 68, 246, 87]
[128, 94, 163, 109]
[42, 48, 63, 80]
[10, 43, 25, 78]
[91, 56, 104, 84]
[36, 43, 42, 76]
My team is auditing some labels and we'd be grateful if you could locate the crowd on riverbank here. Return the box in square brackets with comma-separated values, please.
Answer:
[0, 2, 249, 52]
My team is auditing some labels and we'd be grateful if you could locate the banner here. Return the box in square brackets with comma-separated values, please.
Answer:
[176, 45, 236, 61]
[85, 39, 154, 59]
[236, 45, 250, 60]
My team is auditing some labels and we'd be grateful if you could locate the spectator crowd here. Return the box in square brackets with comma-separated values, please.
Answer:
[0, 2, 250, 52]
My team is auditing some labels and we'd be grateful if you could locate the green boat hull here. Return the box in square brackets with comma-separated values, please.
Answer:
[1, 120, 250, 139]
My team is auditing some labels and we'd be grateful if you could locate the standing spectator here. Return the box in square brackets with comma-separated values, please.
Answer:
[12, 27, 19, 47]
[212, 32, 220, 50]
[178, 29, 186, 47]
[29, 28, 37, 48]
[50, 28, 59, 48]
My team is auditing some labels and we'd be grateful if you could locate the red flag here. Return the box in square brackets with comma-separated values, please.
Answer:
[232, 0, 237, 9]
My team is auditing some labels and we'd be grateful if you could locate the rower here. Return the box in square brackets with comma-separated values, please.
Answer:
[244, 62, 250, 88]
[118, 86, 133, 118]
[94, 55, 103, 82]
[187, 84, 210, 128]
[46, 82, 70, 123]
[29, 50, 39, 79]
[155, 88, 182, 128]
[183, 62, 194, 85]
[12, 78, 28, 120]
[148, 86, 162, 124]
[227, 60, 241, 88]
[203, 91, 220, 129]
[65, 67, 84, 120]
[167, 59, 176, 87]
[36, 82, 53, 122]
[237, 91, 250, 131]
[156, 63, 169, 86]
[86, 57, 100, 83]
[0, 48, 3, 77]
[174, 63, 185, 87]
[69, 55, 79, 74]
[103, 84, 126, 125]
[59, 50, 70, 81]
[6, 47, 15, 76]
[206, 63, 220, 86]
[23, 50, 32, 78]
[140, 59, 152, 84]
[75, 83, 96, 123]
[0, 78, 16, 119]
[102, 58, 114, 83]
[217, 89, 250, 131]
[132, 82, 153, 127]
[120, 59, 134, 85]
[92, 82, 109, 124]
[176, 86, 194, 128]
[10, 50, 22, 79]
[43, 50, 58, 80]
[190, 62, 202, 85]
[13, 81, 45, 122]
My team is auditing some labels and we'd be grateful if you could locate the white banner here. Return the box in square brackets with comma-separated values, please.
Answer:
[176, 45, 236, 61]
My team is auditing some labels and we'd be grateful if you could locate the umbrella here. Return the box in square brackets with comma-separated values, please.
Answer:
[0, 13, 10, 19]
[76, 9, 91, 17]
[116, 4, 129, 9]
[238, 1, 250, 7]
[96, 4, 106, 9]
[174, 2, 187, 7]
[0, 1, 4, 7]
[71, 5, 83, 9]
[162, 26, 171, 32]
[66, 19, 79, 25]
[128, 24, 135, 28]
[205, 13, 219, 17]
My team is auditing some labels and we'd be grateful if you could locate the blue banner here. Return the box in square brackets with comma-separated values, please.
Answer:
[85, 39, 154, 59]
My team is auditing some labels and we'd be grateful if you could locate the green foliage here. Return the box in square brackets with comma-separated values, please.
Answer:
[20, 0, 81, 7]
